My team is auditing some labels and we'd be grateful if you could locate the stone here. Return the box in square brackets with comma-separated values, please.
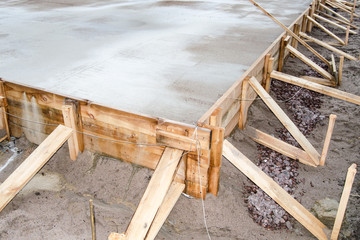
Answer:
[311, 198, 339, 228]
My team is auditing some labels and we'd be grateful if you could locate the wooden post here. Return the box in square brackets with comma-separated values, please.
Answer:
[278, 35, 288, 71]
[338, 56, 345, 85]
[248, 0, 331, 66]
[291, 24, 300, 50]
[89, 199, 96, 240]
[307, 3, 316, 32]
[270, 71, 360, 105]
[222, 140, 328, 240]
[265, 57, 274, 92]
[262, 54, 270, 87]
[301, 14, 308, 33]
[320, 114, 337, 166]
[0, 125, 73, 212]
[124, 147, 183, 240]
[330, 54, 338, 85]
[0, 97, 10, 141]
[248, 77, 320, 165]
[239, 77, 250, 130]
[145, 182, 185, 240]
[330, 164, 357, 240]
[345, 25, 350, 45]
[207, 108, 224, 196]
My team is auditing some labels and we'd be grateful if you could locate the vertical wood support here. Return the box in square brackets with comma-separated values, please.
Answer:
[301, 14, 308, 32]
[307, 3, 316, 32]
[0, 97, 10, 141]
[345, 25, 350, 45]
[330, 164, 357, 240]
[207, 108, 224, 196]
[0, 125, 73, 212]
[320, 114, 337, 166]
[124, 147, 183, 240]
[291, 24, 300, 50]
[338, 56, 344, 85]
[278, 36, 286, 71]
[239, 77, 250, 130]
[265, 57, 274, 92]
[262, 54, 270, 87]
[62, 103, 84, 160]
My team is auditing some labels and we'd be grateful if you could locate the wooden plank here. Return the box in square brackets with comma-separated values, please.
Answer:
[262, 54, 270, 87]
[301, 76, 335, 86]
[307, 16, 345, 45]
[0, 97, 10, 141]
[278, 36, 287, 71]
[248, 0, 331, 66]
[338, 56, 345, 85]
[0, 125, 73, 212]
[299, 32, 358, 61]
[271, 71, 360, 105]
[125, 147, 183, 240]
[65, 100, 84, 152]
[243, 126, 316, 166]
[239, 77, 250, 130]
[320, 3, 350, 23]
[320, 114, 337, 166]
[146, 182, 185, 240]
[248, 76, 320, 164]
[62, 105, 79, 160]
[265, 57, 274, 92]
[317, 10, 358, 29]
[286, 45, 334, 81]
[330, 163, 357, 240]
[222, 140, 328, 240]
[314, 14, 357, 34]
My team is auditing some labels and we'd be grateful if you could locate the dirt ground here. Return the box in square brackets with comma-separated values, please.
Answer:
[0, 9, 359, 240]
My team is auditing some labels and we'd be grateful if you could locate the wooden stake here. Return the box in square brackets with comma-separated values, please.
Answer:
[62, 105, 80, 160]
[286, 45, 334, 81]
[239, 77, 250, 130]
[222, 140, 328, 240]
[330, 164, 357, 240]
[89, 199, 96, 240]
[262, 54, 270, 87]
[124, 147, 183, 240]
[331, 54, 338, 85]
[301, 14, 308, 33]
[320, 114, 337, 166]
[338, 56, 345, 85]
[299, 32, 358, 61]
[0, 125, 73, 212]
[307, 16, 345, 45]
[265, 57, 274, 92]
[291, 24, 301, 49]
[243, 126, 316, 166]
[248, 0, 331, 66]
[270, 71, 360, 105]
[146, 182, 185, 240]
[0, 97, 10, 141]
[307, 3, 316, 32]
[278, 35, 288, 71]
[345, 25, 350, 45]
[248, 77, 320, 165]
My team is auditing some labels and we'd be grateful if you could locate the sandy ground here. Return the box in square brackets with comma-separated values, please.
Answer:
[0, 7, 359, 240]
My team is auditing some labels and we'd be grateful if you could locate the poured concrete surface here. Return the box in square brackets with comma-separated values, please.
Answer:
[0, 0, 311, 123]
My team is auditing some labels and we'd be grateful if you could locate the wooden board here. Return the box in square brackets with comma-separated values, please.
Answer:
[243, 126, 316, 166]
[222, 140, 329, 240]
[0, 125, 73, 212]
[124, 147, 183, 240]
[145, 182, 185, 240]
[248, 76, 320, 165]
[271, 71, 360, 105]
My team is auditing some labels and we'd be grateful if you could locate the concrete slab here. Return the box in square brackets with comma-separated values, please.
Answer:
[0, 0, 312, 123]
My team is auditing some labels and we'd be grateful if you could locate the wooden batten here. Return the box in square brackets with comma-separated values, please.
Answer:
[0, 125, 73, 212]
[291, 24, 300, 49]
[313, 14, 357, 34]
[301, 76, 335, 86]
[265, 57, 274, 92]
[317, 10, 358, 29]
[338, 56, 345, 85]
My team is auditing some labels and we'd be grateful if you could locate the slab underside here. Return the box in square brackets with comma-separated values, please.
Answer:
[0, 0, 311, 123]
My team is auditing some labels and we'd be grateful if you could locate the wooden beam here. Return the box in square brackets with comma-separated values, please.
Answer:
[299, 32, 358, 61]
[286, 45, 334, 81]
[242, 126, 316, 166]
[248, 77, 320, 165]
[330, 163, 357, 240]
[314, 14, 357, 34]
[338, 56, 345, 85]
[265, 57, 274, 92]
[62, 105, 81, 160]
[320, 114, 337, 166]
[145, 182, 185, 240]
[0, 125, 73, 212]
[320, 3, 350, 23]
[270, 71, 360, 105]
[301, 76, 335, 86]
[317, 10, 358, 29]
[0, 97, 10, 141]
[239, 77, 250, 130]
[222, 140, 328, 240]
[124, 147, 183, 240]
[248, 0, 331, 66]
[307, 16, 345, 45]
